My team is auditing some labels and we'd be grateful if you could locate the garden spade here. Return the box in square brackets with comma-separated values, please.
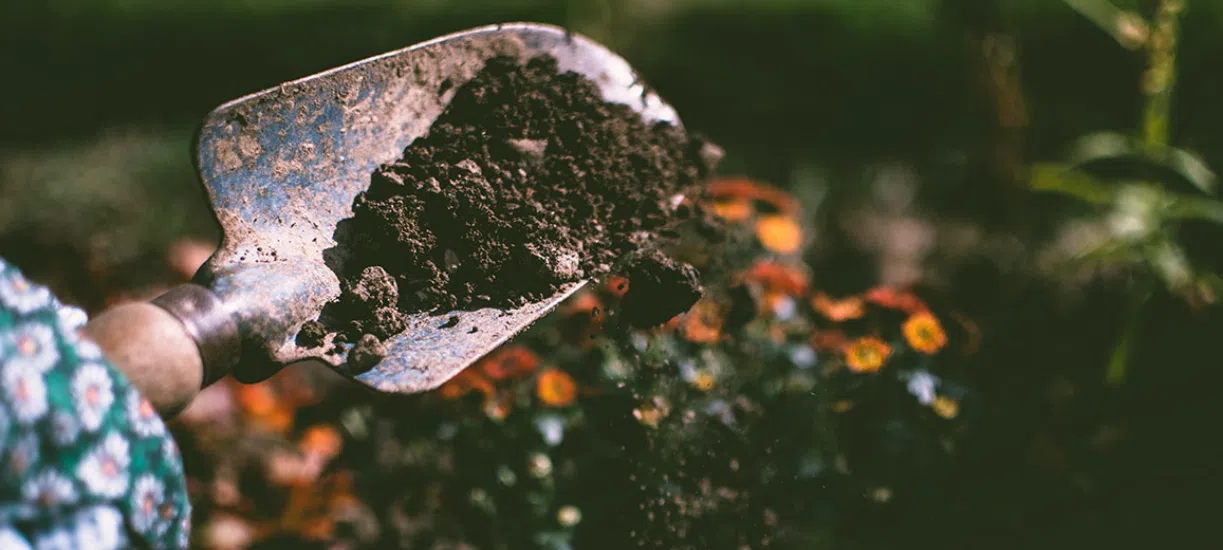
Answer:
[81, 23, 683, 417]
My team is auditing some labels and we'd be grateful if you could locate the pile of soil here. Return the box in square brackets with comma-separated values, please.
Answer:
[319, 54, 717, 344]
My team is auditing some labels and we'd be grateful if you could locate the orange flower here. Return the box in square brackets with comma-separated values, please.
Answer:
[681, 298, 723, 344]
[811, 293, 865, 322]
[438, 369, 495, 403]
[864, 287, 927, 314]
[299, 425, 343, 460]
[755, 215, 803, 254]
[536, 369, 578, 407]
[903, 312, 947, 354]
[562, 291, 603, 319]
[234, 381, 293, 434]
[745, 261, 808, 296]
[843, 337, 891, 373]
[236, 382, 278, 417]
[480, 345, 540, 381]
[706, 178, 799, 215]
[711, 198, 754, 222]
[605, 276, 630, 298]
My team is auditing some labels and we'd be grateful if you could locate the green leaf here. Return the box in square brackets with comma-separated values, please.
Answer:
[1164, 194, 1223, 224]
[1029, 163, 1116, 205]
[1165, 147, 1218, 194]
[1063, 0, 1149, 50]
[1068, 131, 1141, 165]
[1145, 236, 1193, 290]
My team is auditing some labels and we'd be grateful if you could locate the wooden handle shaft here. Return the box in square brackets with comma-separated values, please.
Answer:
[83, 302, 204, 417]
[82, 284, 240, 418]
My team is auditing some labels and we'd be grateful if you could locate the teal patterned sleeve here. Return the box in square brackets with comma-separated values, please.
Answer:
[0, 258, 191, 549]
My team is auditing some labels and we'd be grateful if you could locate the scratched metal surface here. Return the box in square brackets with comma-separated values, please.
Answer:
[191, 23, 682, 394]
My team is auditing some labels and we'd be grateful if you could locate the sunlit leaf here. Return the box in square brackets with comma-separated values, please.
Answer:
[1064, 0, 1149, 50]
[1165, 147, 1218, 194]
[1069, 131, 1141, 165]
[1029, 163, 1116, 205]
[1164, 194, 1223, 224]
[1146, 236, 1193, 290]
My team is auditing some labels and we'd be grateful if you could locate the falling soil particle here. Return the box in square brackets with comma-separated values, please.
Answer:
[331, 54, 716, 341]
[296, 320, 328, 348]
[348, 334, 387, 375]
[723, 283, 758, 333]
[619, 249, 703, 328]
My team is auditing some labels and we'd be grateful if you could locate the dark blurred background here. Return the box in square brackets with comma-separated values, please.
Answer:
[6, 0, 1223, 294]
[2, 0, 1221, 548]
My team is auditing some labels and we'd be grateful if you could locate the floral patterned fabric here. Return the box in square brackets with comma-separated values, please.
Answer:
[0, 258, 191, 549]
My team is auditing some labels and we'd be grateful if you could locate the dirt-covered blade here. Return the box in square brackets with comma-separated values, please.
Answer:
[191, 23, 679, 393]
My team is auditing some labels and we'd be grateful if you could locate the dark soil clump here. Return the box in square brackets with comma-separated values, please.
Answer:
[296, 320, 328, 348]
[331, 54, 716, 341]
[348, 334, 387, 375]
[619, 249, 703, 328]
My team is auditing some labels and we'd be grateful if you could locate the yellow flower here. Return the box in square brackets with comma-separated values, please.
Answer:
[755, 215, 803, 254]
[692, 371, 716, 391]
[843, 337, 891, 373]
[931, 396, 959, 419]
[903, 312, 948, 354]
[831, 400, 855, 413]
[632, 397, 671, 428]
[536, 369, 577, 407]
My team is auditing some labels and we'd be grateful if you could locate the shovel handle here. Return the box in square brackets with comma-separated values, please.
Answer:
[82, 285, 240, 418]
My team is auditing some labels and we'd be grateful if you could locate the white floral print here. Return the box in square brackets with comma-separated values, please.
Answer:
[177, 518, 191, 549]
[77, 432, 130, 499]
[2, 363, 48, 425]
[56, 305, 88, 337]
[130, 474, 166, 536]
[72, 339, 104, 362]
[7, 323, 60, 374]
[23, 469, 78, 509]
[0, 526, 33, 550]
[71, 363, 114, 432]
[161, 436, 180, 466]
[70, 506, 125, 550]
[31, 528, 72, 550]
[127, 387, 165, 438]
[0, 271, 52, 315]
[48, 411, 80, 447]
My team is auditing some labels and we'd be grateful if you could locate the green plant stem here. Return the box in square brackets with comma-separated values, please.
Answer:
[1106, 276, 1152, 387]
[1142, 0, 1183, 158]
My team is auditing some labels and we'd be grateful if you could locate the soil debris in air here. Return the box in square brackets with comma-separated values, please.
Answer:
[329, 54, 718, 342]
[619, 249, 703, 328]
